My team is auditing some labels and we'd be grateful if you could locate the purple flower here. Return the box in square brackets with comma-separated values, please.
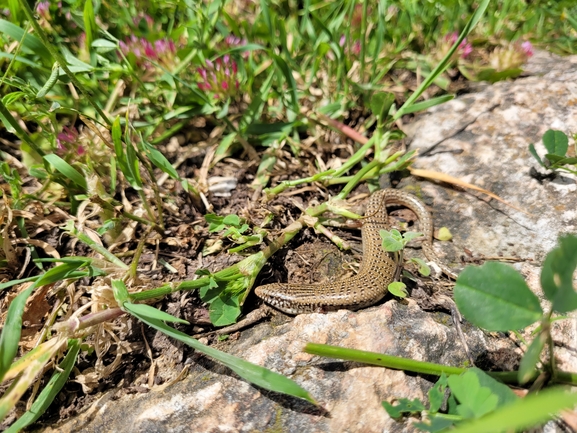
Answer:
[521, 41, 534, 57]
[338, 35, 362, 57]
[444, 32, 473, 58]
[119, 36, 177, 69]
[459, 40, 473, 58]
[57, 126, 78, 145]
[133, 14, 154, 29]
[197, 56, 240, 99]
[445, 32, 459, 45]
[57, 126, 84, 155]
[225, 35, 247, 47]
[224, 34, 249, 59]
[36, 1, 50, 20]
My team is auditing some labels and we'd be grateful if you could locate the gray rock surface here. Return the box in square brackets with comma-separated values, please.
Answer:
[46, 50, 577, 433]
[406, 49, 577, 263]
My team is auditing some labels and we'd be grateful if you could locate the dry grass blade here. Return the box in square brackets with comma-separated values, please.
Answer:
[15, 239, 61, 260]
[409, 168, 530, 215]
[11, 211, 57, 228]
[80, 115, 114, 150]
[0, 336, 67, 423]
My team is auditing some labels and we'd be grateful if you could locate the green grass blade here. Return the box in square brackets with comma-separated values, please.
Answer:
[0, 19, 51, 62]
[83, 0, 95, 53]
[0, 275, 38, 291]
[123, 302, 190, 325]
[518, 330, 547, 385]
[0, 51, 47, 69]
[43, 154, 88, 191]
[272, 54, 299, 120]
[394, 0, 490, 120]
[401, 95, 455, 114]
[0, 284, 35, 384]
[129, 308, 316, 404]
[139, 139, 180, 180]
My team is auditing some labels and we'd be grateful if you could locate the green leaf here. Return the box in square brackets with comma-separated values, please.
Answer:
[467, 368, 518, 407]
[413, 415, 455, 432]
[214, 132, 237, 161]
[540, 235, 577, 313]
[449, 387, 577, 433]
[369, 92, 395, 122]
[0, 275, 38, 291]
[35, 261, 88, 287]
[91, 38, 118, 50]
[5, 340, 80, 432]
[125, 140, 143, 190]
[454, 262, 543, 331]
[402, 231, 423, 243]
[43, 154, 88, 191]
[388, 282, 407, 298]
[123, 303, 189, 325]
[428, 374, 449, 413]
[542, 129, 568, 157]
[112, 116, 141, 190]
[546, 154, 577, 168]
[476, 67, 523, 83]
[382, 398, 425, 419]
[111, 116, 127, 174]
[304, 343, 466, 377]
[223, 214, 241, 227]
[60, 47, 94, 72]
[199, 278, 223, 303]
[448, 370, 499, 419]
[518, 330, 547, 385]
[139, 140, 180, 180]
[205, 214, 226, 232]
[410, 257, 431, 277]
[380, 229, 403, 252]
[209, 293, 241, 326]
[129, 308, 316, 403]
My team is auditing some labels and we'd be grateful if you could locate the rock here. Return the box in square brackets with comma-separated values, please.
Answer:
[43, 302, 514, 433]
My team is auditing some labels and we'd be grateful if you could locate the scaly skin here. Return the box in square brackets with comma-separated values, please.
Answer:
[255, 189, 452, 314]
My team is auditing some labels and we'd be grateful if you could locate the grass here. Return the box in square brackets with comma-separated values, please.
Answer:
[1, 0, 577, 430]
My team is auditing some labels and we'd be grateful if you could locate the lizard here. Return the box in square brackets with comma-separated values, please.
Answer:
[254, 188, 456, 315]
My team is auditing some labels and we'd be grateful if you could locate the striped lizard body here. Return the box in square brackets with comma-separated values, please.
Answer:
[255, 189, 451, 314]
